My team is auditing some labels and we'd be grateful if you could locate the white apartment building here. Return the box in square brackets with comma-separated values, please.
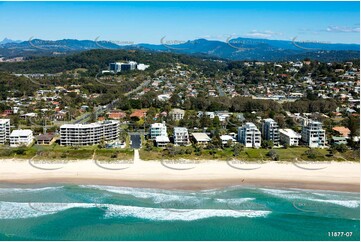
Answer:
[0, 119, 10, 145]
[149, 122, 167, 139]
[60, 120, 119, 146]
[261, 118, 280, 146]
[173, 127, 189, 146]
[10, 129, 34, 147]
[279, 128, 301, 146]
[170, 109, 185, 121]
[238, 122, 261, 148]
[301, 120, 326, 148]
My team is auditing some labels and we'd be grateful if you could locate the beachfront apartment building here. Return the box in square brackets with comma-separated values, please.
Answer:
[279, 128, 301, 146]
[0, 119, 10, 145]
[301, 120, 326, 148]
[261, 118, 280, 146]
[9, 129, 34, 147]
[149, 122, 167, 139]
[60, 120, 119, 146]
[173, 127, 190, 146]
[238, 122, 261, 148]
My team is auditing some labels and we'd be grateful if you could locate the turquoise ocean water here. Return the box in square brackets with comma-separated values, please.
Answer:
[0, 184, 359, 241]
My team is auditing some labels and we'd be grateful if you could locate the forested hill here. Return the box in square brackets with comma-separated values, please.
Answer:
[0, 49, 227, 75]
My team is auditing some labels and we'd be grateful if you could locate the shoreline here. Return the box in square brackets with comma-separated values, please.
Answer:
[0, 158, 359, 192]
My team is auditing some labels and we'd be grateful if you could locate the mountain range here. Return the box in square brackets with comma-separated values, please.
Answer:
[0, 37, 359, 62]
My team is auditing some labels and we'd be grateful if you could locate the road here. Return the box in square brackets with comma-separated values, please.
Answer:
[73, 79, 150, 124]
[130, 133, 141, 149]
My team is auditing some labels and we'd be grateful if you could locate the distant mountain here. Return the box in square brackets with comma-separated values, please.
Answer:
[0, 37, 359, 62]
[0, 37, 22, 45]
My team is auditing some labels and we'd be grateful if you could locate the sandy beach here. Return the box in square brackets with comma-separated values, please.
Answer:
[0, 150, 359, 192]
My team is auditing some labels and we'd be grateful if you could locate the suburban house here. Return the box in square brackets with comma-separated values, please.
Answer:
[191, 132, 211, 146]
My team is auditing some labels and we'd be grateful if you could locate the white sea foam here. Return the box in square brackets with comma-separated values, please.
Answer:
[104, 204, 271, 220]
[0, 186, 64, 194]
[0, 202, 94, 219]
[311, 199, 360, 208]
[259, 188, 360, 209]
[80, 185, 203, 204]
[0, 201, 270, 220]
[215, 198, 255, 204]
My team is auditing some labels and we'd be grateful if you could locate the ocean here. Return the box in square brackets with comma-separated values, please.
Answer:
[0, 184, 359, 241]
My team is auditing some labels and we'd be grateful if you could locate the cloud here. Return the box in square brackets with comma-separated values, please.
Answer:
[326, 25, 360, 33]
[244, 30, 282, 39]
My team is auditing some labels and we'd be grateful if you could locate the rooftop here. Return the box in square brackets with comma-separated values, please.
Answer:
[155, 136, 170, 143]
[279, 128, 301, 137]
[0, 119, 10, 124]
[191, 132, 211, 142]
[10, 129, 33, 137]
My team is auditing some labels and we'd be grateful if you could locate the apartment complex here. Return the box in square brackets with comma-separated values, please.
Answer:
[169, 108, 185, 121]
[60, 120, 119, 146]
[109, 61, 148, 73]
[10, 129, 34, 147]
[173, 127, 189, 146]
[149, 122, 167, 139]
[279, 128, 301, 146]
[301, 120, 326, 148]
[261, 118, 280, 146]
[238, 122, 261, 148]
[0, 119, 10, 145]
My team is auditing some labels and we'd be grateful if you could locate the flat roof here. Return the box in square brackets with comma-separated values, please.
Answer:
[61, 120, 119, 129]
[279, 128, 301, 137]
[174, 127, 188, 132]
[0, 119, 10, 124]
[191, 132, 211, 142]
[155, 136, 170, 142]
[10, 129, 33, 137]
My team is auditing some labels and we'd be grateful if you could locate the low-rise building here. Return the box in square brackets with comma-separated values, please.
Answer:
[169, 109, 185, 121]
[149, 122, 167, 139]
[10, 129, 34, 147]
[155, 136, 170, 148]
[220, 135, 236, 146]
[191, 132, 211, 146]
[279, 128, 301, 146]
[301, 120, 326, 148]
[173, 127, 189, 146]
[331, 136, 348, 145]
[261, 118, 280, 146]
[0, 119, 10, 145]
[238, 122, 261, 148]
[36, 133, 56, 145]
[60, 120, 119, 146]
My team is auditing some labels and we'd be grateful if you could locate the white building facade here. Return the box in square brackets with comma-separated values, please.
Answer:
[173, 127, 189, 146]
[238, 122, 261, 148]
[261, 118, 280, 146]
[60, 120, 119, 146]
[301, 120, 326, 148]
[149, 122, 167, 139]
[170, 109, 185, 121]
[279, 128, 301, 146]
[10, 129, 34, 147]
[0, 119, 10, 145]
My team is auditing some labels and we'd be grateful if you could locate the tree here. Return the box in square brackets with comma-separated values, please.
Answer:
[261, 140, 273, 149]
[233, 143, 244, 156]
[266, 150, 279, 161]
[145, 140, 154, 151]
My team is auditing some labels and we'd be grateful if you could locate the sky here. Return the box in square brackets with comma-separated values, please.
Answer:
[0, 1, 359, 44]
